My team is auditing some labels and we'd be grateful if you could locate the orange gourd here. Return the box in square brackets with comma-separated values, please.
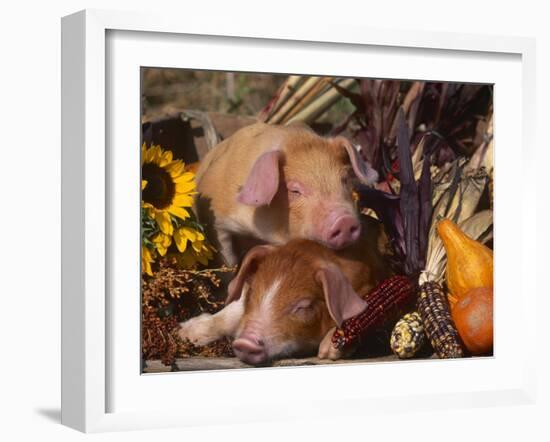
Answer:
[437, 219, 493, 299]
[452, 287, 493, 355]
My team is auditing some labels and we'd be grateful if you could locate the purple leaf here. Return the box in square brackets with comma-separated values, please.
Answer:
[397, 108, 421, 276]
[356, 186, 405, 261]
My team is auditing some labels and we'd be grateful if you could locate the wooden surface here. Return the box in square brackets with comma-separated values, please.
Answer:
[143, 354, 437, 373]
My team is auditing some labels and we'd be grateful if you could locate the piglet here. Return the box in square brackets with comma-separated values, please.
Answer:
[178, 218, 391, 365]
[195, 122, 378, 265]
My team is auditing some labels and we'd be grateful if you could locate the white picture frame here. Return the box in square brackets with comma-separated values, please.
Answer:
[61, 9, 537, 433]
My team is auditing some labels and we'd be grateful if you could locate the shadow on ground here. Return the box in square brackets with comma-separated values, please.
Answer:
[35, 408, 61, 423]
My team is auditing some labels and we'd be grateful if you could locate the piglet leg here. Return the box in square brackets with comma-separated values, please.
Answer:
[317, 327, 357, 361]
[178, 294, 245, 346]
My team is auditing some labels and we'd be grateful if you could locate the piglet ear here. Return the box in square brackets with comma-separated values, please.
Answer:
[334, 137, 378, 186]
[226, 245, 276, 304]
[237, 150, 282, 206]
[315, 263, 368, 327]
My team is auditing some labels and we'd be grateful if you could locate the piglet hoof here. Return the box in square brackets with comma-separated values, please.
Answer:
[178, 313, 220, 346]
[317, 328, 346, 361]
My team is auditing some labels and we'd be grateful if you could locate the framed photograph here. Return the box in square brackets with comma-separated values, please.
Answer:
[61, 9, 537, 433]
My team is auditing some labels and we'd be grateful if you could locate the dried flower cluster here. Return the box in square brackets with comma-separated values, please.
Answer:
[141, 256, 235, 365]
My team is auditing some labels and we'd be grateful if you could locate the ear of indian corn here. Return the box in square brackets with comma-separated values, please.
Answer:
[390, 311, 426, 359]
[417, 281, 464, 358]
[331, 275, 415, 350]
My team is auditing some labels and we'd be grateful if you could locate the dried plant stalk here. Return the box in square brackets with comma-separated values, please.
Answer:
[286, 79, 356, 124]
[282, 77, 333, 122]
[268, 76, 322, 123]
[258, 75, 303, 121]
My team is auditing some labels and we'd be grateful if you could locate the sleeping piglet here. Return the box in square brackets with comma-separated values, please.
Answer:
[195, 122, 378, 265]
[178, 218, 392, 365]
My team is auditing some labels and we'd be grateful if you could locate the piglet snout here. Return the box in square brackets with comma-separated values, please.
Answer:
[232, 333, 267, 365]
[326, 215, 361, 249]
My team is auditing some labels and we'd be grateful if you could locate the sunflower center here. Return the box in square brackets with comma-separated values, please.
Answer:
[142, 163, 176, 209]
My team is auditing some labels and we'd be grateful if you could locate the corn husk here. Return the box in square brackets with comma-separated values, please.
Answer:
[465, 115, 494, 174]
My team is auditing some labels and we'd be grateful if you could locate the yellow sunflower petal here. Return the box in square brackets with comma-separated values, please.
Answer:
[167, 206, 190, 220]
[175, 181, 196, 194]
[145, 206, 158, 221]
[141, 179, 148, 190]
[165, 160, 186, 177]
[141, 247, 155, 276]
[152, 232, 172, 252]
[172, 195, 194, 208]
[159, 150, 174, 167]
[144, 145, 160, 165]
[152, 145, 164, 165]
[179, 227, 197, 242]
[157, 244, 167, 256]
[173, 228, 189, 253]
[143, 145, 152, 163]
[143, 145, 154, 163]
[173, 172, 195, 184]
[143, 262, 152, 276]
[155, 211, 173, 236]
[152, 232, 172, 256]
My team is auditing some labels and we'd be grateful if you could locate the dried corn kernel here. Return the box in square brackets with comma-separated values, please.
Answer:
[331, 275, 415, 350]
[390, 312, 425, 359]
[417, 281, 464, 358]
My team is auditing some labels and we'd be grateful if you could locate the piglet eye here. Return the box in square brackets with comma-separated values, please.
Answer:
[291, 298, 313, 314]
[288, 186, 302, 196]
[287, 181, 304, 196]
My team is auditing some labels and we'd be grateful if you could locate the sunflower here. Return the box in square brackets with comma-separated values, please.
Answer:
[141, 143, 196, 234]
[141, 143, 214, 274]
